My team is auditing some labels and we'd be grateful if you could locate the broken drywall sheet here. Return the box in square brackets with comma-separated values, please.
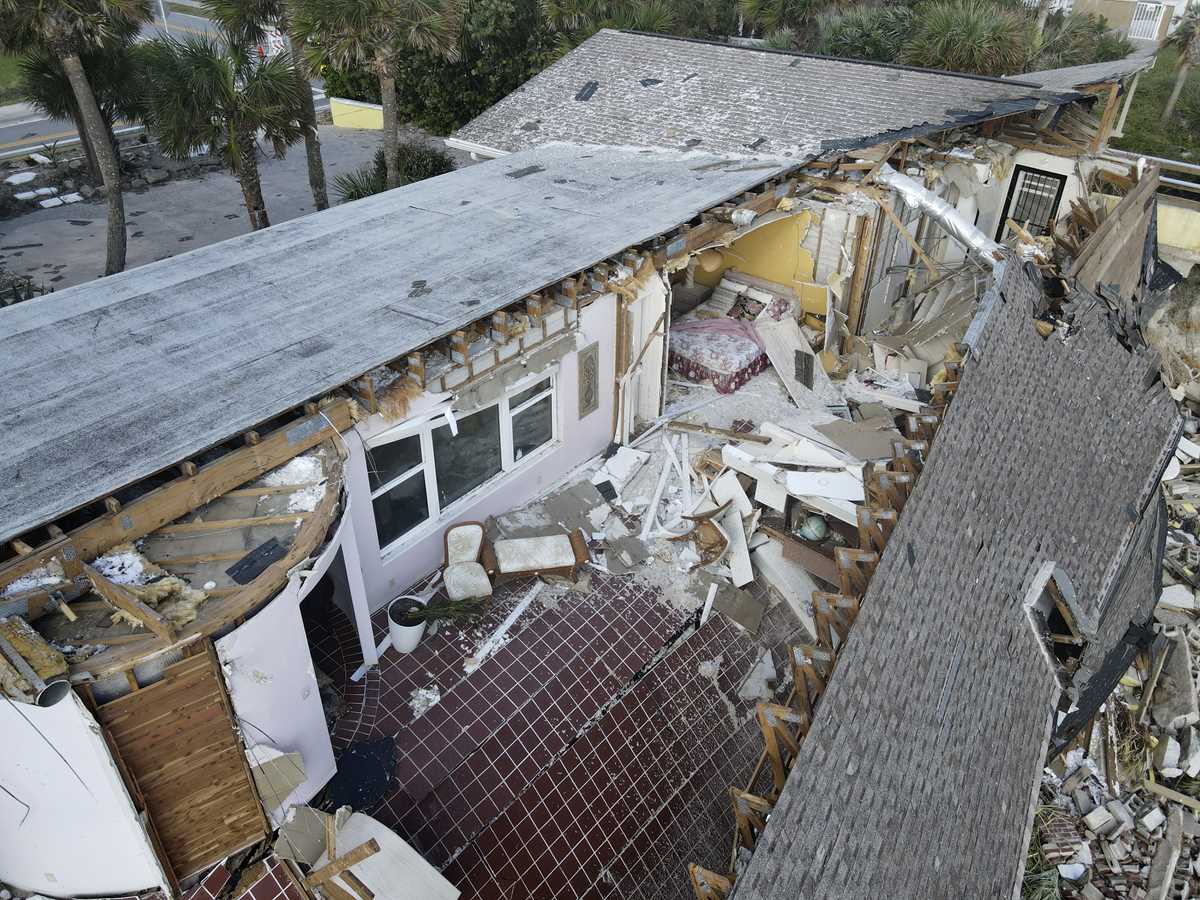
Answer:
[1, 693, 172, 897]
[785, 470, 865, 503]
[813, 417, 902, 462]
[248, 746, 307, 816]
[314, 811, 460, 900]
[750, 538, 819, 636]
[755, 308, 843, 414]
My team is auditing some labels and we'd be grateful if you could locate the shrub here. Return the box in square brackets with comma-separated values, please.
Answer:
[815, 5, 916, 62]
[901, 0, 1032, 75]
[322, 66, 380, 105]
[1033, 11, 1134, 70]
[333, 141, 456, 203]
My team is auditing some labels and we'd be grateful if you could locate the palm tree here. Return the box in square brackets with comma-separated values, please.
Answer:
[18, 17, 145, 184]
[138, 36, 306, 229]
[1162, 4, 1200, 125]
[0, 0, 152, 276]
[292, 0, 460, 191]
[1033, 0, 1053, 43]
[201, 0, 329, 211]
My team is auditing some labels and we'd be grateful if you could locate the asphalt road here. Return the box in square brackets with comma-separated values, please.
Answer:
[0, 6, 326, 162]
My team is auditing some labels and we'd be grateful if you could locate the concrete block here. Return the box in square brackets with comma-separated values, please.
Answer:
[1141, 806, 1167, 834]
[1074, 787, 1096, 816]
[1106, 799, 1136, 837]
[1084, 806, 1116, 835]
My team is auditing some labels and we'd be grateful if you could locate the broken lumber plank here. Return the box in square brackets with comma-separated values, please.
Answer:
[306, 839, 381, 888]
[155, 514, 311, 535]
[82, 563, 175, 642]
[872, 193, 939, 277]
[667, 421, 771, 444]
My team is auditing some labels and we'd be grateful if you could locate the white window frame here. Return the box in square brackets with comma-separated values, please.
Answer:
[367, 370, 559, 559]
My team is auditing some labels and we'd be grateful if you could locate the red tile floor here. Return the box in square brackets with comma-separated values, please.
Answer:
[307, 569, 804, 899]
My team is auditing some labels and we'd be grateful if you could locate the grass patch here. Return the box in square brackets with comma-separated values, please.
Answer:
[1021, 806, 1063, 900]
[1112, 46, 1200, 162]
[0, 54, 22, 106]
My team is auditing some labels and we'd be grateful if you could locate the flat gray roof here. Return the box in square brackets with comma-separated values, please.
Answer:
[452, 29, 1058, 158]
[0, 143, 790, 543]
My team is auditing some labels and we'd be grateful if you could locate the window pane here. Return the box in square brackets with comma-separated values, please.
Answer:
[432, 405, 502, 507]
[513, 395, 553, 461]
[510, 377, 551, 409]
[372, 471, 429, 548]
[365, 434, 422, 493]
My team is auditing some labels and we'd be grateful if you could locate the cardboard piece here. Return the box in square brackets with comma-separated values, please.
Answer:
[814, 418, 903, 462]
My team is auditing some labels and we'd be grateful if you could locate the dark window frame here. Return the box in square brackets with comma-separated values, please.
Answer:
[995, 164, 1068, 242]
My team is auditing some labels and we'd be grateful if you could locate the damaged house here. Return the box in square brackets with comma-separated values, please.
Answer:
[0, 29, 1192, 900]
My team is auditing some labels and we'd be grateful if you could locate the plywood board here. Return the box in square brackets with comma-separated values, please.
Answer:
[96, 647, 267, 880]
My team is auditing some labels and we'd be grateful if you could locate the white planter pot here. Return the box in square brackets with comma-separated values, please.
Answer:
[387, 595, 427, 654]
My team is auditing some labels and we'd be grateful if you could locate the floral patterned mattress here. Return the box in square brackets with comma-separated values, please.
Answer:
[668, 277, 797, 394]
[668, 312, 768, 394]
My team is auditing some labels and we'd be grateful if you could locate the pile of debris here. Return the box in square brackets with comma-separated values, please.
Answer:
[1028, 428, 1200, 900]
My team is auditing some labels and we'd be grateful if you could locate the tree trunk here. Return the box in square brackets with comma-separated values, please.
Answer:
[66, 92, 103, 183]
[283, 19, 328, 210]
[1161, 57, 1192, 124]
[236, 126, 269, 229]
[61, 52, 126, 275]
[1035, 0, 1052, 42]
[378, 53, 399, 190]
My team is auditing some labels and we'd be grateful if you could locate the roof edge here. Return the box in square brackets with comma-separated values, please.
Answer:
[613, 29, 1048, 89]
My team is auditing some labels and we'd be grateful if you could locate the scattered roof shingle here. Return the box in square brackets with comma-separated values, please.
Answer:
[452, 30, 1059, 158]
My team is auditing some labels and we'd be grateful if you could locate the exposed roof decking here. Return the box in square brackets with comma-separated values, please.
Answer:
[452, 30, 1058, 158]
[0, 144, 791, 544]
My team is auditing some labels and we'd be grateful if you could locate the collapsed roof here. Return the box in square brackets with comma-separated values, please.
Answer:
[1015, 49, 1157, 91]
[729, 260, 1181, 899]
[0, 143, 791, 544]
[451, 29, 1066, 158]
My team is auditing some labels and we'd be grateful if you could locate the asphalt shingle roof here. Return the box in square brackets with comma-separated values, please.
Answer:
[1015, 49, 1157, 91]
[453, 30, 1061, 158]
[729, 261, 1180, 900]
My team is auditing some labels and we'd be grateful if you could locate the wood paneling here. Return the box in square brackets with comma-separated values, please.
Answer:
[97, 646, 268, 880]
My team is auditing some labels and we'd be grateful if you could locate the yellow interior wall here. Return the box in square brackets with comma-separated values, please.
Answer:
[694, 212, 825, 313]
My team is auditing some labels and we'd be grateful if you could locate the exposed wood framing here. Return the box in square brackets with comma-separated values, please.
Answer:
[1091, 82, 1121, 155]
[695, 373, 965, 890]
[82, 563, 175, 642]
[306, 839, 381, 887]
[0, 400, 353, 594]
[72, 442, 346, 681]
[843, 209, 881, 346]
